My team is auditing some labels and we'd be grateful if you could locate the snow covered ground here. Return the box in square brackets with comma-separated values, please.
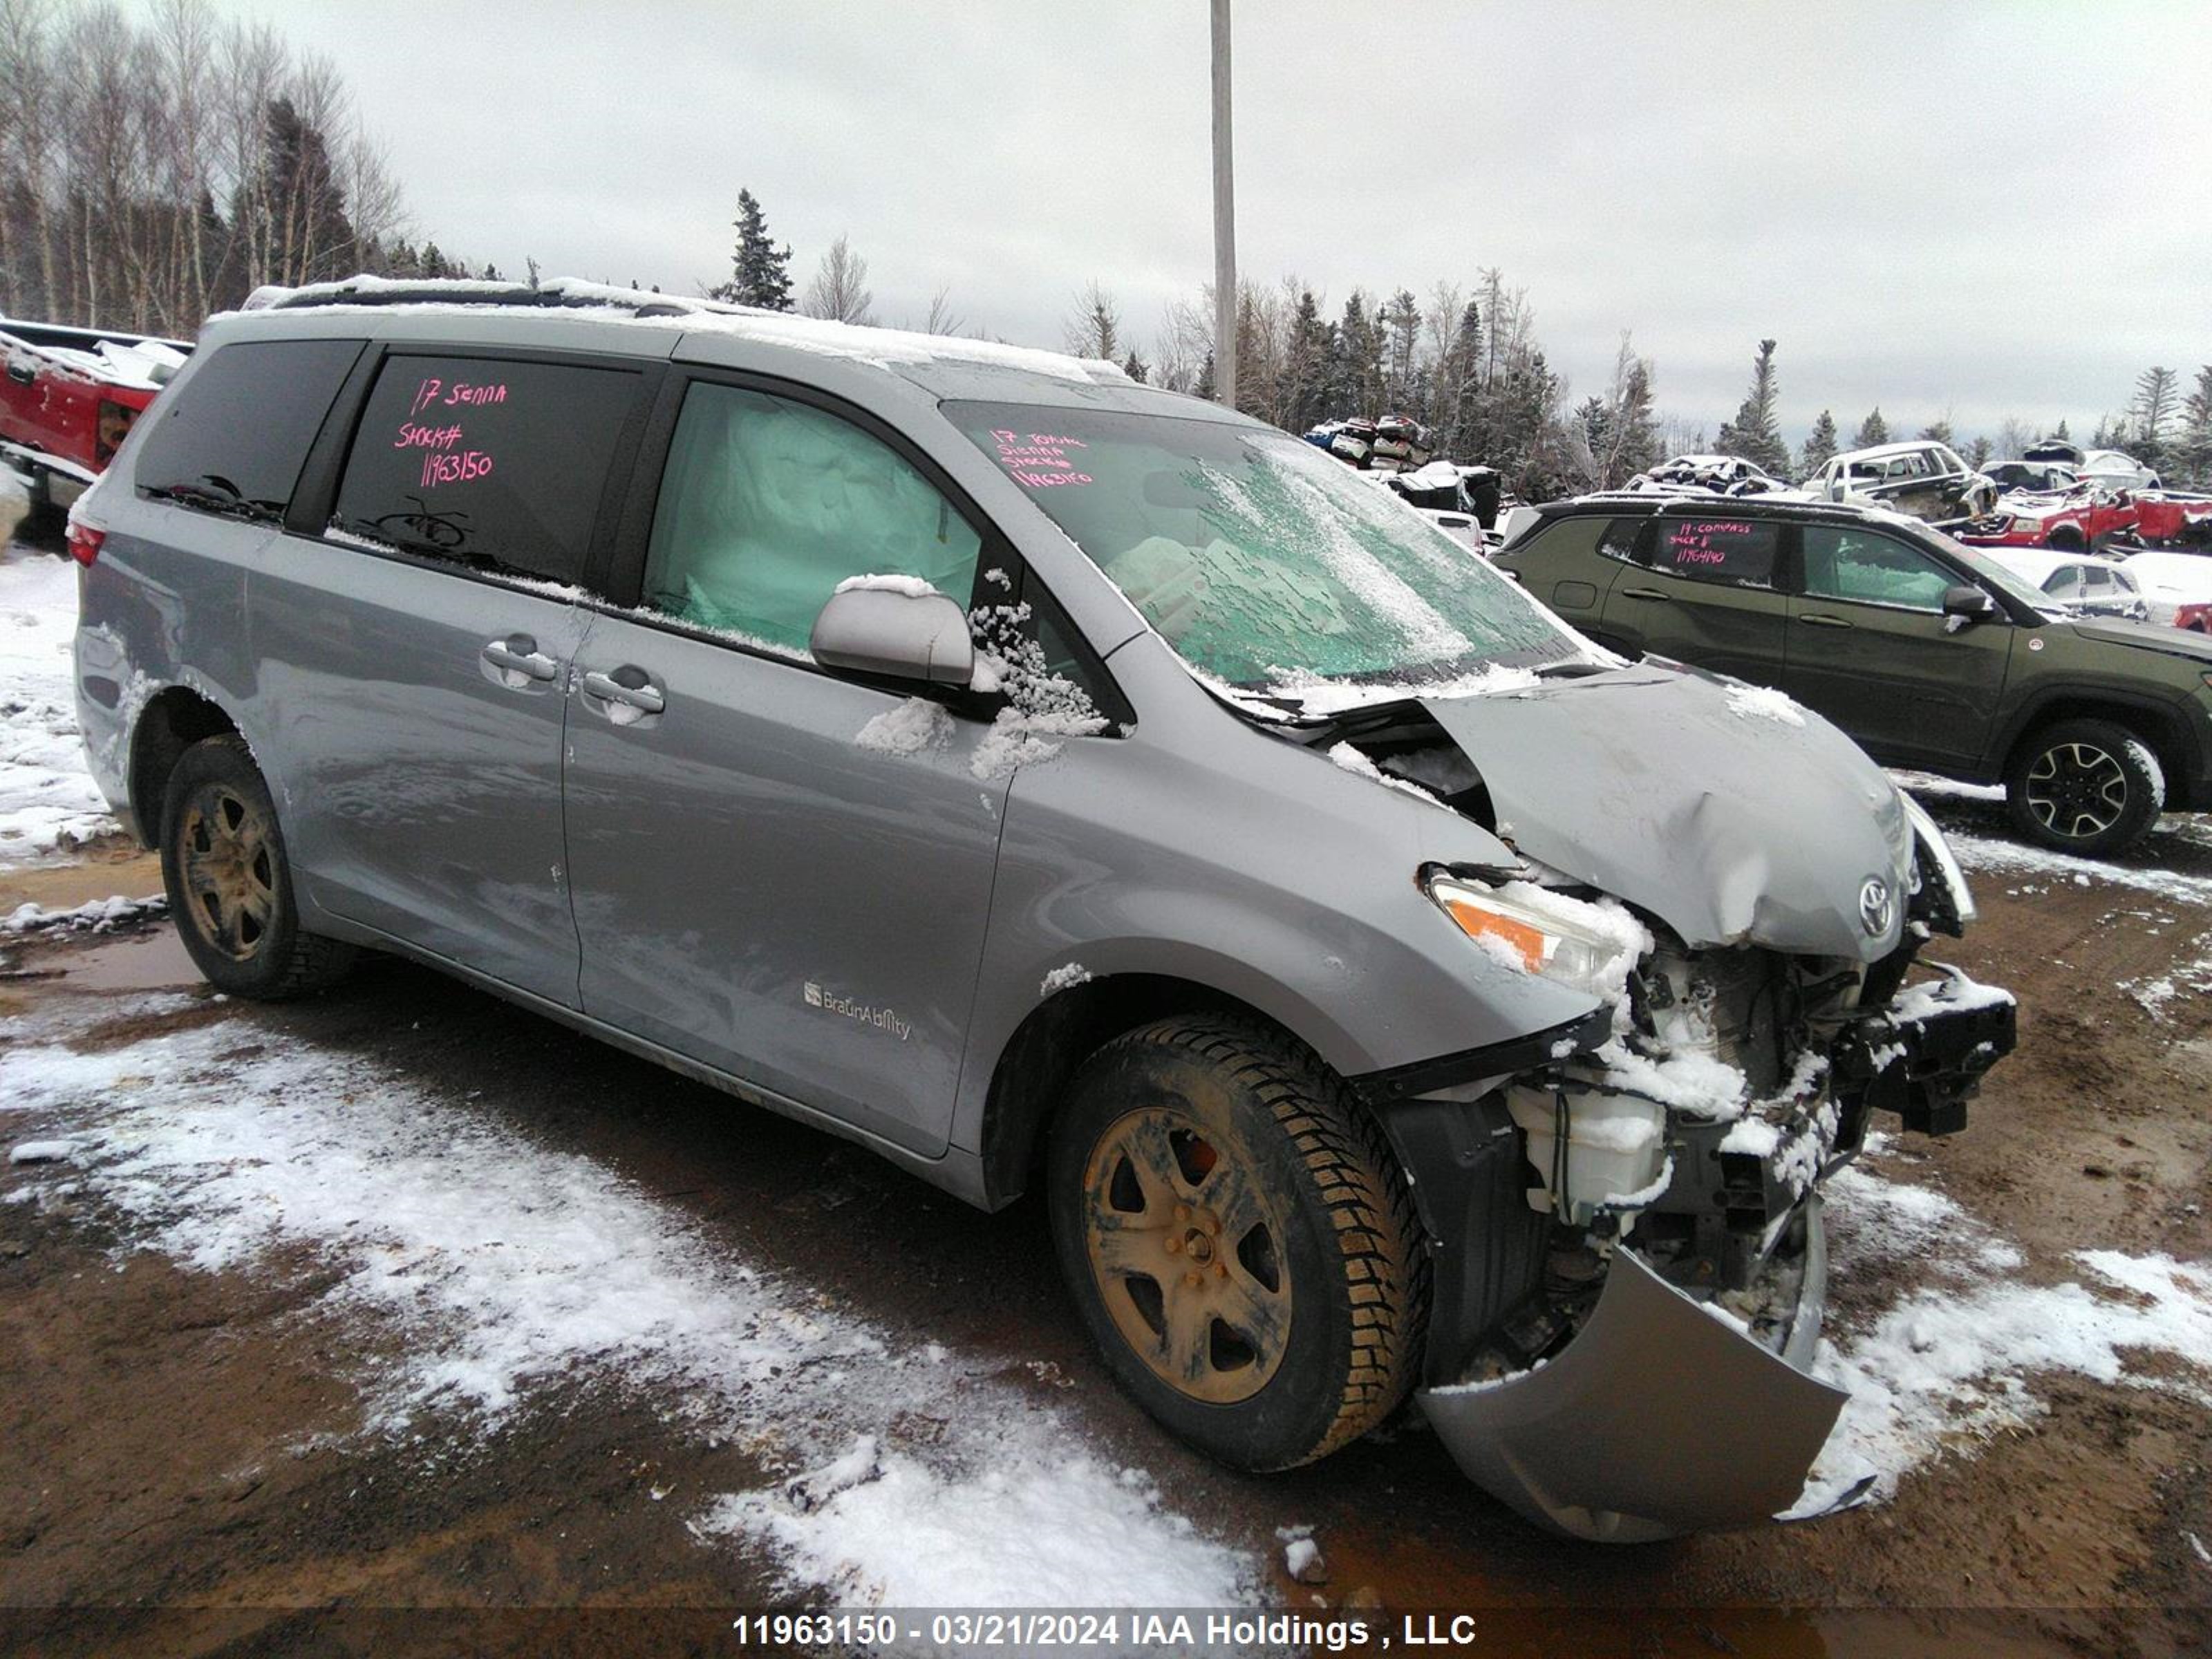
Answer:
[0, 548, 113, 867]
[0, 994, 1253, 1607]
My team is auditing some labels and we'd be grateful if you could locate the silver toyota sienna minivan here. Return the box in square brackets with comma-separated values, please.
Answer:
[69, 276, 2014, 1539]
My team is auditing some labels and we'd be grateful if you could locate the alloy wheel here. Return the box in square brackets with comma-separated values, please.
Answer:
[177, 783, 276, 960]
[1080, 1105, 1293, 1404]
[2023, 742, 2128, 841]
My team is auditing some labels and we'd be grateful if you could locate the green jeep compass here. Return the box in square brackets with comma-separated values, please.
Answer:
[1497, 496, 2212, 854]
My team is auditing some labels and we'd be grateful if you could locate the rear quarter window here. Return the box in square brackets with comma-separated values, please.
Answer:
[1511, 514, 1646, 563]
[329, 354, 643, 585]
[135, 337, 364, 520]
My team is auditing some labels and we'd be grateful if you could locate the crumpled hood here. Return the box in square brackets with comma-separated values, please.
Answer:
[1421, 665, 1910, 960]
[2064, 616, 2212, 663]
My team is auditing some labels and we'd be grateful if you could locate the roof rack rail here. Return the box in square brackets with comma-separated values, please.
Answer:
[244, 275, 709, 321]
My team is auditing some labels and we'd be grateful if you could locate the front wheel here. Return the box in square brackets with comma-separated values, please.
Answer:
[2005, 718, 2164, 856]
[1047, 1017, 1426, 1472]
[160, 734, 355, 998]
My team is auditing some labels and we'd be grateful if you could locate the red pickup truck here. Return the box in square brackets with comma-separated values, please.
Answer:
[0, 319, 191, 520]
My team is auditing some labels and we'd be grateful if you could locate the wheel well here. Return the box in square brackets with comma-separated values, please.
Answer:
[129, 688, 238, 841]
[979, 973, 1314, 1208]
[2044, 525, 2086, 552]
[2006, 698, 2185, 797]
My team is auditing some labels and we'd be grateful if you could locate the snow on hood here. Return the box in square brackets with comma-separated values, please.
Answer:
[1419, 665, 1911, 959]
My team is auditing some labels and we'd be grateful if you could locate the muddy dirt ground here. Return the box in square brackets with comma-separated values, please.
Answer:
[2, 798, 2209, 1659]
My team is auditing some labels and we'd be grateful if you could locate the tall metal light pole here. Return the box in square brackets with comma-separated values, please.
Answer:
[1210, 0, 1237, 409]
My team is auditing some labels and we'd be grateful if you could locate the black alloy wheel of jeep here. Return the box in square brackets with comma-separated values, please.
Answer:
[2005, 718, 2164, 856]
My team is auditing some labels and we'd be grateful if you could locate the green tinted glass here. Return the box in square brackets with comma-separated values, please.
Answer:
[1801, 526, 1955, 612]
[948, 402, 1576, 691]
[644, 384, 982, 653]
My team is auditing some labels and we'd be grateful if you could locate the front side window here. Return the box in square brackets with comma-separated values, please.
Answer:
[1646, 516, 1779, 588]
[946, 400, 1581, 697]
[1801, 526, 1956, 612]
[2044, 565, 2083, 598]
[643, 383, 982, 656]
[330, 354, 641, 585]
[138, 337, 363, 521]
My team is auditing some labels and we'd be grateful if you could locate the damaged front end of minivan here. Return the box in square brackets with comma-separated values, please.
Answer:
[1332, 668, 2016, 1541]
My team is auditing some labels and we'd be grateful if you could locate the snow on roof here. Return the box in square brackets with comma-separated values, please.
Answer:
[240, 274, 1131, 389]
[1828, 440, 1949, 463]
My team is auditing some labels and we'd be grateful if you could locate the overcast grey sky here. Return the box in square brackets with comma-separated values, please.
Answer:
[175, 1, 2211, 445]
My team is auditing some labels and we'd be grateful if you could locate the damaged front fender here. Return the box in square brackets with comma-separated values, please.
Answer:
[1417, 1203, 1845, 1543]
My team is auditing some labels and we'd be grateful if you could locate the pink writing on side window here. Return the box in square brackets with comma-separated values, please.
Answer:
[420, 450, 494, 488]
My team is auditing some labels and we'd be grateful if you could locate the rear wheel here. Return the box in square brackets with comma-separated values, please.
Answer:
[1047, 1016, 1425, 1472]
[2005, 718, 2163, 856]
[160, 735, 355, 998]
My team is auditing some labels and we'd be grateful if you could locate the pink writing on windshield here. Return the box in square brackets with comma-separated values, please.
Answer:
[991, 427, 1093, 489]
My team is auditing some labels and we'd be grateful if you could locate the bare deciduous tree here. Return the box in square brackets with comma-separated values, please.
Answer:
[800, 233, 872, 326]
[0, 0, 416, 334]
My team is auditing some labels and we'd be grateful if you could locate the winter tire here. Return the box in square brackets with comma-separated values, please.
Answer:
[2005, 718, 2163, 856]
[160, 734, 355, 998]
[1047, 1015, 1425, 1472]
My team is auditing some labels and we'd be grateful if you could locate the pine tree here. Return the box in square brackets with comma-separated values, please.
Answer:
[1800, 409, 1839, 477]
[2132, 366, 2179, 472]
[1918, 418, 1954, 447]
[1121, 350, 1147, 384]
[2053, 418, 2072, 442]
[1966, 435, 1993, 471]
[1716, 339, 1789, 476]
[1063, 281, 1121, 360]
[1282, 288, 1334, 433]
[1852, 408, 1890, 449]
[2175, 366, 2212, 490]
[1381, 288, 1421, 408]
[712, 189, 792, 310]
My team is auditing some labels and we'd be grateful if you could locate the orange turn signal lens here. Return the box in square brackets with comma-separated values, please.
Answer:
[1438, 894, 1550, 970]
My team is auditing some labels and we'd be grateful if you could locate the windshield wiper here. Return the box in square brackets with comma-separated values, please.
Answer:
[144, 475, 281, 523]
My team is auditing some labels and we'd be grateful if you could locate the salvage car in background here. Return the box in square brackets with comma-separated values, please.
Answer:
[1497, 494, 2212, 854]
[1958, 478, 2137, 552]
[0, 318, 189, 523]
[1801, 440, 1998, 527]
[1628, 453, 1803, 498]
[71, 274, 2014, 1542]
[2121, 551, 2212, 631]
[1978, 546, 2148, 620]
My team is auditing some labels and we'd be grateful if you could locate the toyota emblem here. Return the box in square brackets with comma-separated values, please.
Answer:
[1859, 877, 1895, 936]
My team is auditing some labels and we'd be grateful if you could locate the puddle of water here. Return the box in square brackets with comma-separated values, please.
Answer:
[60, 924, 203, 993]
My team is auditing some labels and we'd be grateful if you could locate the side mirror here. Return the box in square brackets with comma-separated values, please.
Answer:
[810, 584, 975, 686]
[1941, 584, 1997, 621]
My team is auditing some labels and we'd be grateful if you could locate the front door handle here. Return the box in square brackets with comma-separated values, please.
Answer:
[1798, 614, 1854, 630]
[1618, 586, 1670, 602]
[581, 666, 666, 716]
[482, 635, 558, 682]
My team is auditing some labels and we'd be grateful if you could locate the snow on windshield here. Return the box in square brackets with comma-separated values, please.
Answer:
[949, 402, 1582, 697]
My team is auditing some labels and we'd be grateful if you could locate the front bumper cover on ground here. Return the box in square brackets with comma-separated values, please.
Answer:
[1417, 1199, 1843, 1544]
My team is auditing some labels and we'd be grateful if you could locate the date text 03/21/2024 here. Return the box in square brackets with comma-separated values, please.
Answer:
[729, 1611, 1506, 1651]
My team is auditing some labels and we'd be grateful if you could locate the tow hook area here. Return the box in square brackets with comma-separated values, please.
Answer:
[1837, 966, 2018, 1136]
[1417, 1202, 1844, 1543]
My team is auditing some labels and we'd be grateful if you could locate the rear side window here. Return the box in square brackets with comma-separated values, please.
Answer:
[330, 354, 641, 585]
[136, 338, 363, 521]
[1511, 515, 1645, 563]
[1647, 517, 1779, 588]
[641, 382, 982, 656]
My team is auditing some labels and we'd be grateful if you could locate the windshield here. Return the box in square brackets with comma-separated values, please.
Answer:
[947, 401, 1584, 698]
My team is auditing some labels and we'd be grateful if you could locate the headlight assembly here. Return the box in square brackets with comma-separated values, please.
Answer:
[1425, 871, 1649, 1004]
